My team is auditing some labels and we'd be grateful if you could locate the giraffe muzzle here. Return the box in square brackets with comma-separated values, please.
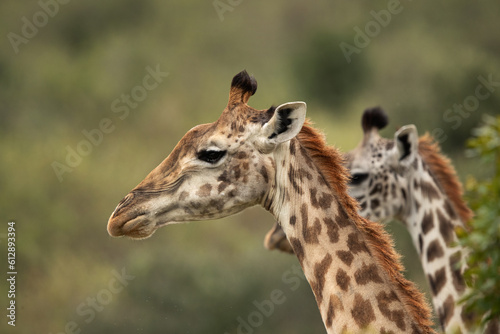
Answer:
[107, 193, 156, 238]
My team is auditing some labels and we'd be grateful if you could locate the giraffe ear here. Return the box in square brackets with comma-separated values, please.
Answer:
[394, 125, 418, 166]
[261, 102, 306, 148]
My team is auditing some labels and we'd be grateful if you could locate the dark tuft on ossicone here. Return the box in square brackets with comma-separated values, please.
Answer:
[361, 107, 389, 133]
[231, 70, 257, 96]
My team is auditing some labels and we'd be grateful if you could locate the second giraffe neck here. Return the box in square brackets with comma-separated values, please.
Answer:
[265, 139, 432, 333]
[403, 158, 471, 332]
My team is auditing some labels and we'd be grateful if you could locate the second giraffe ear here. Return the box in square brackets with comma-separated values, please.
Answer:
[393, 125, 418, 166]
[261, 102, 306, 149]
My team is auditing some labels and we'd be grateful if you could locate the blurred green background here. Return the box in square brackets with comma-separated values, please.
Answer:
[0, 0, 499, 333]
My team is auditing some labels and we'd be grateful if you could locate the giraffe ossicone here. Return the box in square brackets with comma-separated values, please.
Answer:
[108, 71, 435, 333]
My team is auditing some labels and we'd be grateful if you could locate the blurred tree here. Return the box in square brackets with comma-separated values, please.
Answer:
[291, 31, 369, 111]
[430, 69, 500, 152]
[457, 114, 500, 328]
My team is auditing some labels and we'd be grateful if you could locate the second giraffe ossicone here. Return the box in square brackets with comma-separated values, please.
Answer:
[107, 71, 435, 333]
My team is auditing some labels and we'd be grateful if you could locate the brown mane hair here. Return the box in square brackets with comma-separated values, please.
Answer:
[297, 121, 436, 333]
[418, 133, 473, 224]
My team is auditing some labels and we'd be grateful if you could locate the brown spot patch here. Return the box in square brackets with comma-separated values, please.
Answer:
[232, 165, 241, 180]
[288, 168, 303, 195]
[324, 217, 339, 243]
[325, 298, 334, 328]
[414, 198, 421, 213]
[426, 239, 444, 262]
[299, 168, 313, 181]
[437, 209, 455, 246]
[336, 250, 354, 266]
[449, 251, 466, 293]
[289, 215, 297, 226]
[420, 180, 441, 201]
[196, 184, 212, 197]
[376, 290, 406, 331]
[289, 139, 297, 155]
[351, 293, 376, 329]
[289, 237, 305, 267]
[310, 188, 333, 210]
[438, 295, 455, 328]
[300, 204, 308, 226]
[347, 233, 370, 255]
[217, 171, 230, 193]
[235, 151, 247, 159]
[336, 268, 350, 291]
[336, 207, 351, 228]
[260, 166, 269, 183]
[369, 183, 383, 196]
[428, 267, 446, 296]
[391, 183, 397, 198]
[421, 211, 435, 235]
[354, 263, 384, 285]
[179, 191, 189, 201]
[208, 199, 224, 211]
[443, 200, 457, 220]
[325, 294, 344, 328]
[303, 217, 322, 244]
[370, 198, 380, 210]
[310, 254, 333, 304]
[299, 144, 315, 169]
[412, 157, 419, 169]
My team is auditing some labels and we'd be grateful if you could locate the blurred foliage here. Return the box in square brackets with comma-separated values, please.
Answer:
[291, 31, 369, 110]
[0, 0, 498, 333]
[457, 114, 500, 327]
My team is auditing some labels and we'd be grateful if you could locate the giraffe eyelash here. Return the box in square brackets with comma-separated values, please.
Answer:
[197, 149, 226, 164]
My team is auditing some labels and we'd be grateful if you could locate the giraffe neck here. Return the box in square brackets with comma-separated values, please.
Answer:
[264, 139, 433, 333]
[402, 157, 471, 332]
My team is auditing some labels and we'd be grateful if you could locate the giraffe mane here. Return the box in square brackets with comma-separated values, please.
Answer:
[297, 121, 435, 332]
[297, 121, 359, 218]
[418, 133, 473, 224]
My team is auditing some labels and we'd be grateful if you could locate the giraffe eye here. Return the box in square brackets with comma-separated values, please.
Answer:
[350, 173, 369, 185]
[197, 150, 226, 164]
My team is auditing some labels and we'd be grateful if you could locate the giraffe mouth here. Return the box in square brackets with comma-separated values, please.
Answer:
[108, 212, 158, 239]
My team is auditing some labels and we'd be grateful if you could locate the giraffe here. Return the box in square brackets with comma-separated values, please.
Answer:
[339, 107, 472, 333]
[107, 71, 435, 333]
[344, 107, 500, 334]
[263, 107, 500, 333]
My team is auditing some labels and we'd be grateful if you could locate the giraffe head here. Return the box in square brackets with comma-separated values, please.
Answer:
[345, 107, 473, 226]
[344, 107, 419, 222]
[107, 70, 306, 238]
